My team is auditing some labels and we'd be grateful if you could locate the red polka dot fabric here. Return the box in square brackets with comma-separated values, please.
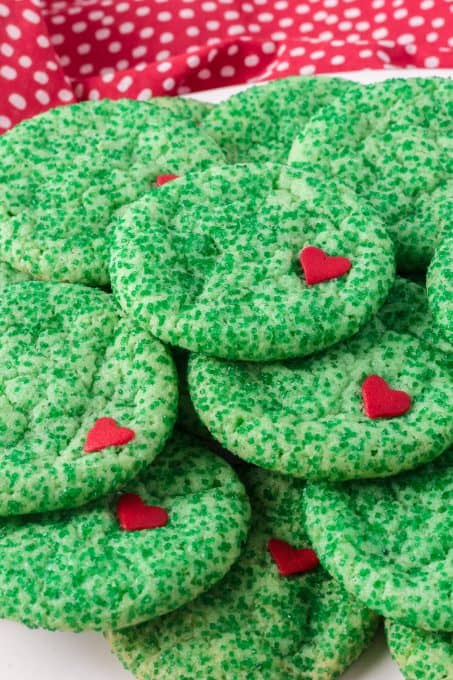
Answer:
[1, 0, 452, 132]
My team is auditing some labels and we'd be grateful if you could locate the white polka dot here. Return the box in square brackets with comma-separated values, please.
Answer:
[331, 54, 346, 65]
[276, 61, 289, 72]
[157, 61, 172, 72]
[310, 49, 325, 60]
[102, 16, 114, 26]
[356, 21, 370, 31]
[88, 89, 100, 101]
[296, 4, 309, 14]
[319, 30, 334, 40]
[224, 10, 239, 19]
[372, 27, 388, 39]
[58, 88, 73, 102]
[51, 33, 64, 46]
[179, 8, 194, 18]
[136, 7, 150, 16]
[0, 3, 10, 18]
[290, 47, 305, 56]
[157, 11, 172, 21]
[6, 24, 22, 40]
[8, 93, 26, 110]
[393, 8, 407, 19]
[338, 21, 352, 31]
[198, 68, 211, 80]
[35, 89, 50, 105]
[207, 48, 218, 62]
[33, 70, 49, 84]
[313, 10, 327, 20]
[249, 24, 261, 34]
[425, 56, 440, 68]
[135, 62, 147, 71]
[79, 63, 94, 75]
[132, 45, 147, 58]
[0, 116, 12, 129]
[279, 17, 293, 27]
[0, 43, 13, 57]
[432, 17, 445, 28]
[108, 41, 122, 53]
[420, 0, 434, 8]
[376, 49, 390, 62]
[77, 43, 91, 55]
[397, 33, 415, 45]
[101, 70, 115, 82]
[0, 65, 17, 80]
[116, 59, 130, 71]
[19, 55, 32, 68]
[89, 10, 104, 20]
[23, 8, 40, 23]
[67, 6, 82, 15]
[372, 0, 384, 6]
[331, 39, 345, 47]
[116, 2, 130, 12]
[299, 64, 315, 74]
[220, 65, 235, 77]
[262, 41, 276, 53]
[228, 24, 246, 35]
[408, 16, 424, 27]
[207, 20, 220, 29]
[59, 55, 71, 67]
[426, 32, 439, 43]
[405, 44, 417, 55]
[51, 14, 66, 25]
[46, 60, 58, 71]
[374, 12, 386, 22]
[72, 21, 87, 33]
[325, 14, 338, 25]
[271, 31, 286, 40]
[160, 31, 174, 43]
[140, 27, 154, 38]
[359, 49, 373, 58]
[117, 75, 133, 92]
[242, 2, 254, 11]
[258, 12, 273, 21]
[74, 83, 84, 99]
[119, 21, 134, 34]
[37, 34, 50, 48]
[137, 88, 152, 100]
[299, 22, 313, 32]
[95, 28, 110, 40]
[344, 7, 361, 18]
[186, 26, 200, 36]
[156, 50, 171, 61]
[163, 77, 175, 91]
[244, 54, 260, 67]
[202, 1, 217, 10]
[187, 54, 200, 68]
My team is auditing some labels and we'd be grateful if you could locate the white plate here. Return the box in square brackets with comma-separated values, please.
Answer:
[2, 68, 448, 680]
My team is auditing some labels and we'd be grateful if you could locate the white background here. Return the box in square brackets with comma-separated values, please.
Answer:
[1, 68, 450, 679]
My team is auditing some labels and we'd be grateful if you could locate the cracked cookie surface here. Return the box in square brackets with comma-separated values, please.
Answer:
[0, 432, 250, 631]
[189, 279, 452, 480]
[0, 281, 178, 515]
[107, 466, 377, 680]
[304, 448, 453, 631]
[110, 162, 394, 361]
[0, 99, 225, 286]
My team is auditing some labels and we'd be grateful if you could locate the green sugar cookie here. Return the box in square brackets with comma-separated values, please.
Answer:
[0, 281, 178, 516]
[428, 233, 453, 346]
[151, 96, 213, 124]
[189, 278, 452, 480]
[0, 432, 250, 631]
[304, 448, 453, 632]
[386, 619, 453, 680]
[289, 78, 453, 272]
[0, 260, 32, 289]
[0, 99, 225, 287]
[107, 466, 378, 679]
[111, 162, 394, 361]
[200, 76, 360, 163]
[172, 347, 211, 440]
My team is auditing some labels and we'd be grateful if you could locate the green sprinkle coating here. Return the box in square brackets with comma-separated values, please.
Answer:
[172, 347, 211, 440]
[0, 260, 32, 289]
[0, 432, 250, 631]
[0, 281, 178, 516]
[189, 278, 452, 480]
[386, 619, 453, 680]
[150, 96, 214, 125]
[111, 162, 394, 361]
[201, 76, 360, 163]
[427, 233, 453, 346]
[289, 78, 453, 272]
[107, 467, 378, 679]
[0, 99, 225, 286]
[304, 448, 453, 631]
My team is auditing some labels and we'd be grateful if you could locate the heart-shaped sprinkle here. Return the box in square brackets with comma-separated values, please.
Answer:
[300, 246, 352, 285]
[268, 538, 320, 576]
[362, 375, 412, 419]
[84, 417, 135, 453]
[156, 174, 179, 186]
[117, 494, 169, 531]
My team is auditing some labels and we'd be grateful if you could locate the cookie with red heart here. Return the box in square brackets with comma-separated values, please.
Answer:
[189, 278, 452, 480]
[107, 466, 378, 679]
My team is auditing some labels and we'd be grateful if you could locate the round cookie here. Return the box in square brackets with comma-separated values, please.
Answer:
[0, 432, 250, 631]
[0, 260, 32, 289]
[304, 448, 453, 632]
[0, 281, 178, 516]
[289, 77, 453, 272]
[189, 278, 452, 480]
[110, 162, 394, 361]
[151, 96, 213, 125]
[427, 233, 453, 345]
[386, 620, 453, 680]
[200, 76, 360, 163]
[107, 466, 378, 680]
[0, 99, 225, 286]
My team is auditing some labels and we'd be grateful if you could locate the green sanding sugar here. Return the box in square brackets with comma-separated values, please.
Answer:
[0, 260, 32, 289]
[0, 281, 178, 516]
[171, 347, 211, 440]
[107, 466, 378, 680]
[289, 77, 453, 272]
[188, 278, 452, 480]
[427, 233, 453, 346]
[110, 162, 394, 361]
[0, 432, 250, 631]
[304, 448, 453, 632]
[386, 619, 453, 680]
[150, 96, 214, 124]
[0, 99, 225, 286]
[200, 75, 361, 163]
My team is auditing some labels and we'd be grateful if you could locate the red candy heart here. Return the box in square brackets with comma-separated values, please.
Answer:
[268, 538, 320, 576]
[362, 375, 412, 419]
[117, 494, 169, 531]
[156, 174, 179, 186]
[300, 246, 352, 285]
[84, 417, 135, 453]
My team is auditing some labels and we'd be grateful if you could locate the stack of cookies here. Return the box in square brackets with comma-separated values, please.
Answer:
[0, 76, 451, 680]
